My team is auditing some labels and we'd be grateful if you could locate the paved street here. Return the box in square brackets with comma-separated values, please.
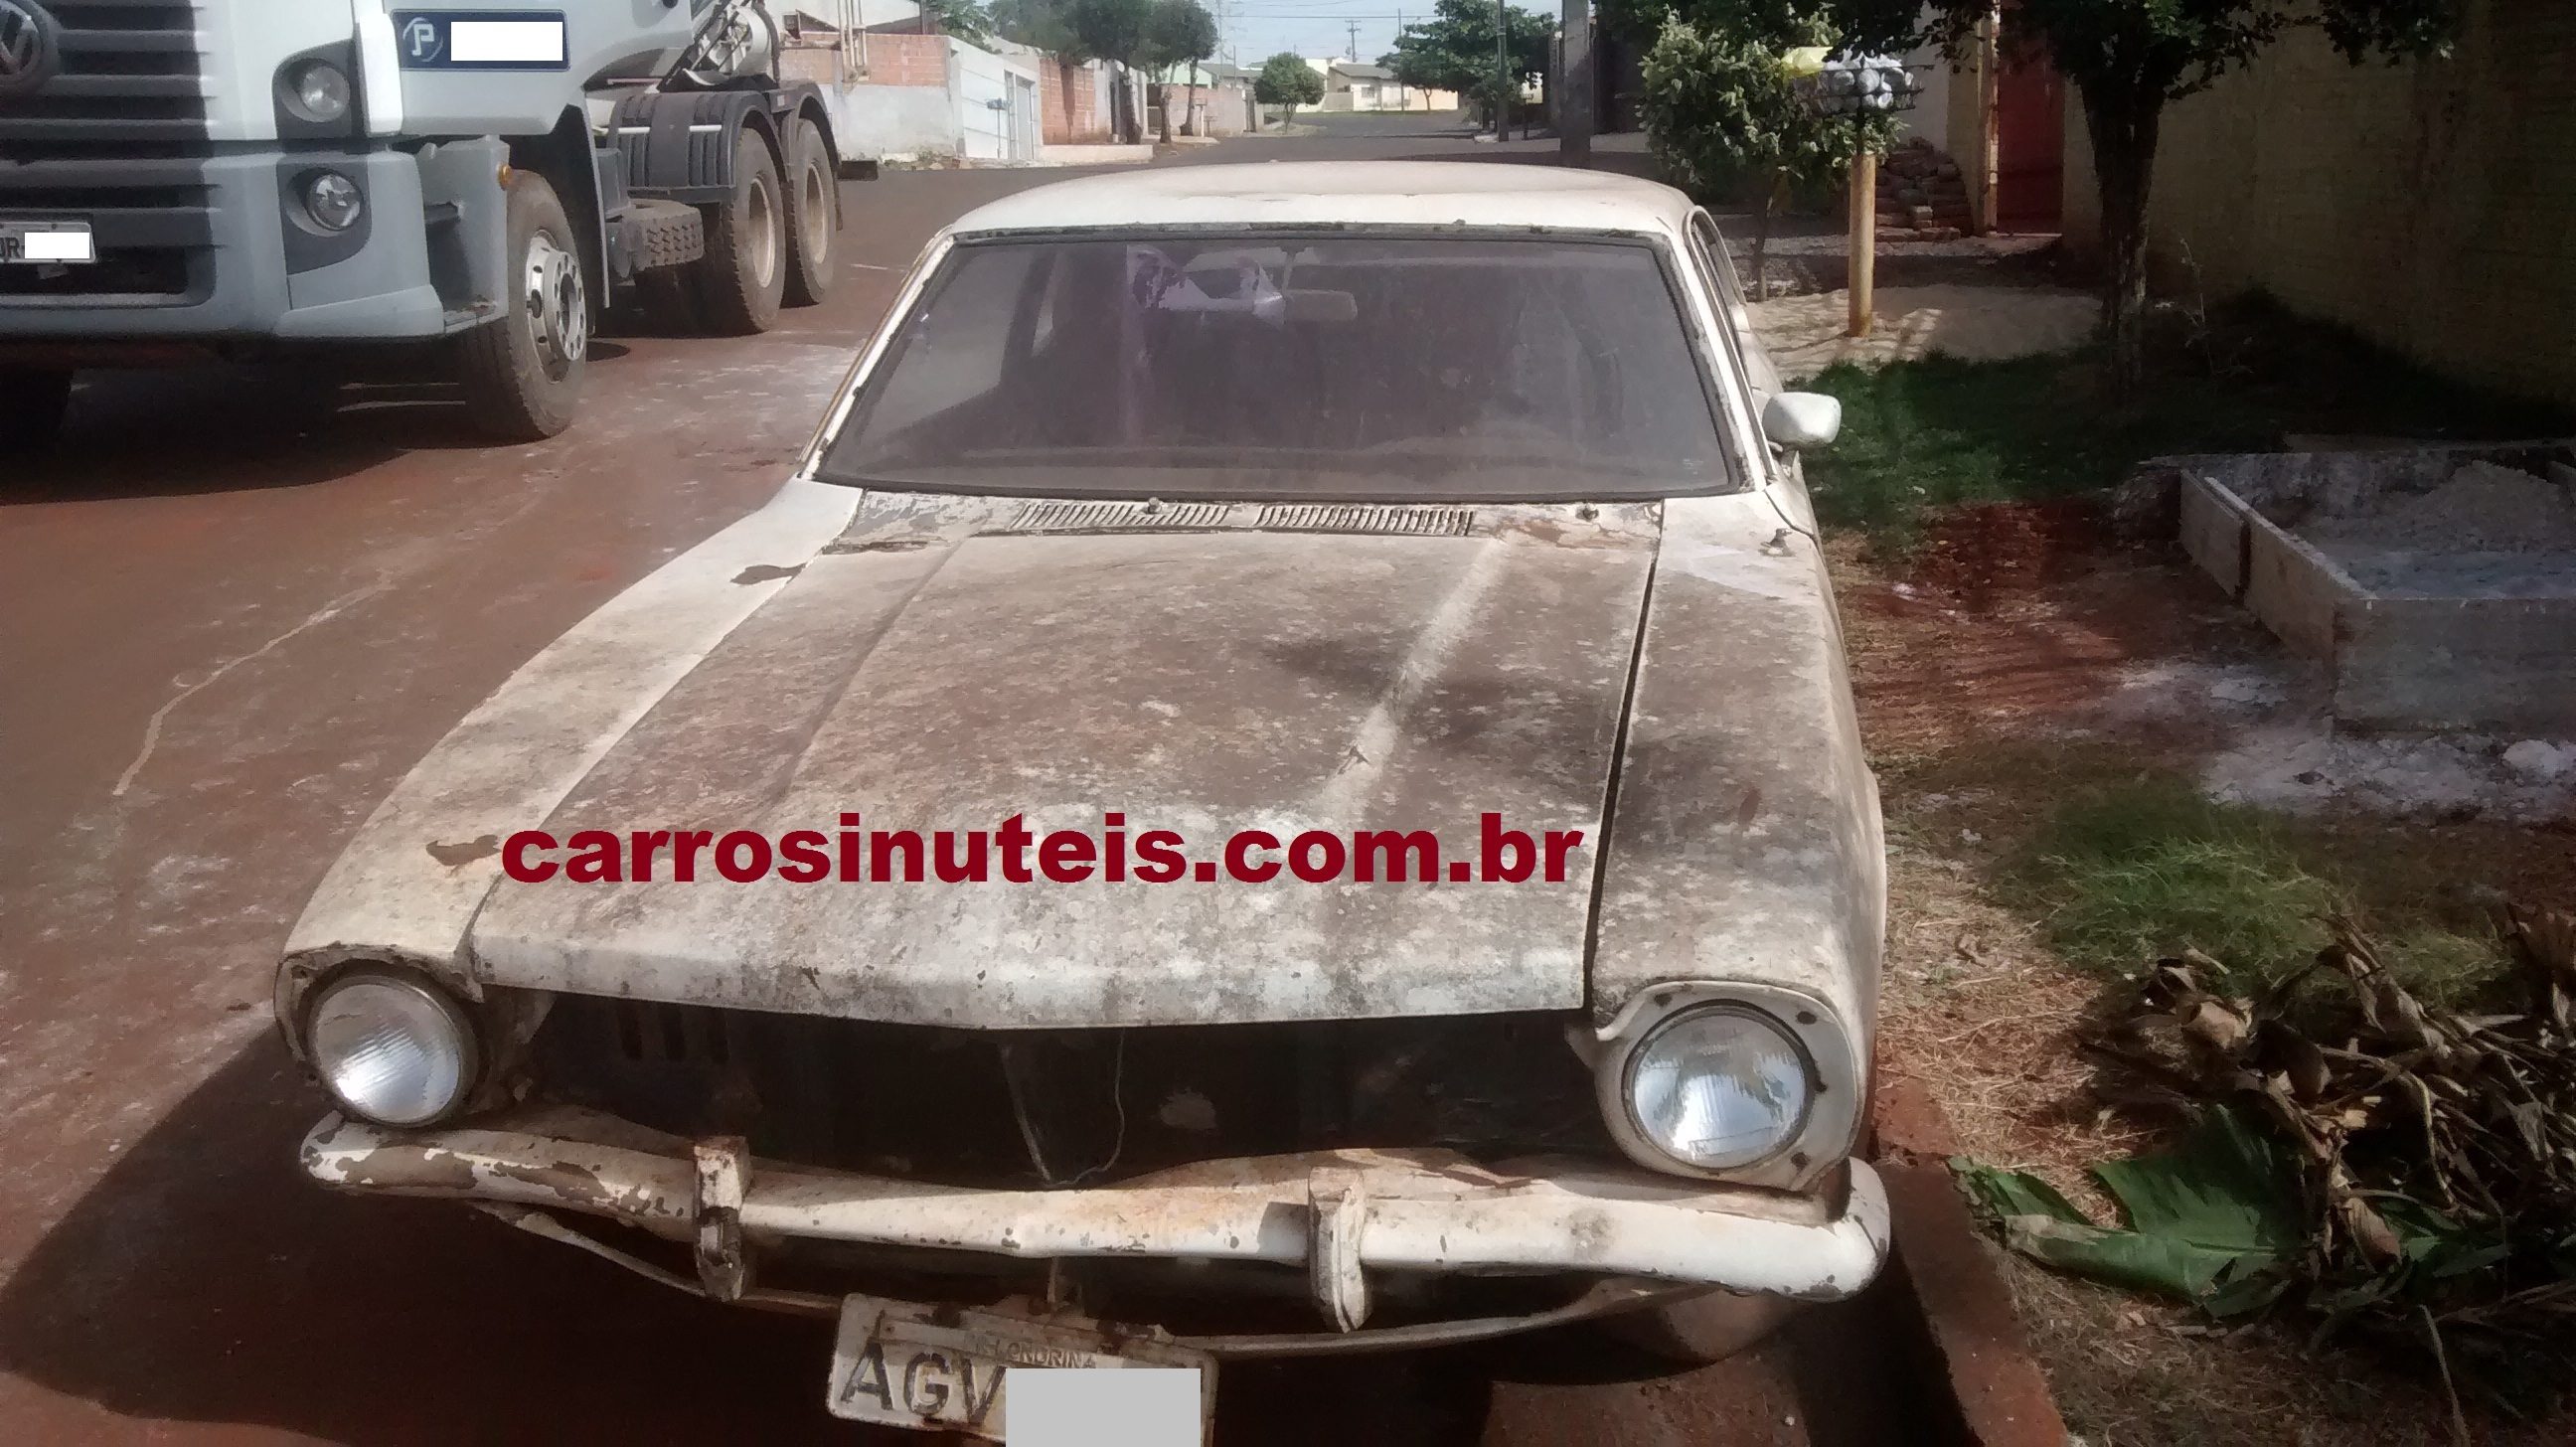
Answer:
[0, 115, 1921, 1444]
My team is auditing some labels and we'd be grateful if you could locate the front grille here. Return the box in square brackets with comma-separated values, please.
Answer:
[527, 1000, 1615, 1190]
[0, 1, 211, 301]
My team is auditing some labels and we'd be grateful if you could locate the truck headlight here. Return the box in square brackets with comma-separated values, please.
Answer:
[1622, 1005, 1813, 1171]
[307, 971, 478, 1127]
[283, 61, 352, 124]
[300, 171, 365, 233]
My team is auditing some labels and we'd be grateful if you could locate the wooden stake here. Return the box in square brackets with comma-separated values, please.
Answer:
[1849, 149, 1877, 338]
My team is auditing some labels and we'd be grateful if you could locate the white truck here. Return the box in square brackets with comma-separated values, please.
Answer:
[0, 0, 846, 443]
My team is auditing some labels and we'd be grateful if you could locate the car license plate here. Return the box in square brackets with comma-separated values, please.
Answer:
[0, 221, 93, 264]
[824, 1294, 1215, 1440]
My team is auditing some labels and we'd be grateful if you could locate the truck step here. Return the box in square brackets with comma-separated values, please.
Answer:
[622, 199, 705, 273]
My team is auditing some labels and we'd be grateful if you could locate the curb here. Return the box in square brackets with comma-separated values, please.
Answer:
[1874, 1075, 2072, 1447]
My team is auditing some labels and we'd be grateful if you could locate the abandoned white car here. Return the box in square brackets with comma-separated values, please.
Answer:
[277, 162, 1887, 1433]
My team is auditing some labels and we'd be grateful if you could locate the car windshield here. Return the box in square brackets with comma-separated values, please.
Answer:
[815, 234, 1738, 501]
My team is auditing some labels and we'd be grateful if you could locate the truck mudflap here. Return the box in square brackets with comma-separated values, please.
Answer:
[300, 1103, 1892, 1351]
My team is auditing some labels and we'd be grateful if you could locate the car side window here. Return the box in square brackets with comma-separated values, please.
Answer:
[1682, 212, 1762, 405]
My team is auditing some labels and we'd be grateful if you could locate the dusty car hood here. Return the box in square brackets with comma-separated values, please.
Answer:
[452, 492, 1660, 1027]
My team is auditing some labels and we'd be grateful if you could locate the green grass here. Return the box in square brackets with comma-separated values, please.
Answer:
[2011, 777, 2509, 1004]
[1803, 305, 2576, 547]
[2017, 780, 2340, 987]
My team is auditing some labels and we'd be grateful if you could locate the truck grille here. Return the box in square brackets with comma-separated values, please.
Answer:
[0, 1, 211, 302]
[527, 1000, 1616, 1190]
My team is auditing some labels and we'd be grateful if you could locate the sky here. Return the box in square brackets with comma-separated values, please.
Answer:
[1212, 0, 1549, 72]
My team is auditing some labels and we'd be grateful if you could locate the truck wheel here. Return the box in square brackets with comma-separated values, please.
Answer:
[0, 368, 73, 451]
[693, 128, 786, 334]
[453, 171, 587, 441]
[781, 116, 837, 307]
[1591, 1290, 1799, 1366]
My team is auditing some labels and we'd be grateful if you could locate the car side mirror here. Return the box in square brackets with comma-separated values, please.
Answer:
[1762, 392, 1842, 451]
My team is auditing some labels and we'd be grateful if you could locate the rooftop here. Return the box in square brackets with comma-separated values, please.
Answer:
[943, 162, 1698, 241]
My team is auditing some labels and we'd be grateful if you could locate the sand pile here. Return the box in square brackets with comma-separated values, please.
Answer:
[2306, 460, 2576, 553]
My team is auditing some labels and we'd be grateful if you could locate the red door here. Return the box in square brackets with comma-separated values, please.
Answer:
[1994, 51, 2064, 233]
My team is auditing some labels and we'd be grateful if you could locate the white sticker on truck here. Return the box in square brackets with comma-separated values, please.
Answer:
[448, 20, 565, 65]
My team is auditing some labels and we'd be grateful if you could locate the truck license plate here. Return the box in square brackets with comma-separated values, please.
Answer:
[0, 222, 94, 264]
[824, 1294, 1214, 1440]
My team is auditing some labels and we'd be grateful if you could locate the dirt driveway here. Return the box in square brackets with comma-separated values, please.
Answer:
[0, 132, 1938, 1445]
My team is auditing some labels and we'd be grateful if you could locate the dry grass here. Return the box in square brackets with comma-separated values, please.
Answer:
[1837, 522, 2576, 1446]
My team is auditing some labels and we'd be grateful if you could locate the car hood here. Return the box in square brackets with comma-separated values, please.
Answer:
[436, 490, 1663, 1027]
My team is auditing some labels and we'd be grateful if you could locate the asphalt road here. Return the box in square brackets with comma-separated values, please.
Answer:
[0, 114, 1924, 1444]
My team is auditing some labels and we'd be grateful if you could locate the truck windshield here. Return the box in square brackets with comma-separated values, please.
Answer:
[816, 235, 1739, 501]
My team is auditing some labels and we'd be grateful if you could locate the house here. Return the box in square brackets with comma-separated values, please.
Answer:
[1303, 58, 1458, 113]
[1146, 62, 1256, 136]
[774, 19, 1125, 163]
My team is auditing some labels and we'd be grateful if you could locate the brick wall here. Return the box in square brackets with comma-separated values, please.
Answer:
[857, 32, 950, 87]
[2061, 0, 2576, 405]
[1039, 57, 1109, 144]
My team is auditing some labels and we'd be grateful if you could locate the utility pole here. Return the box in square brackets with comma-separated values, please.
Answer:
[1393, 9, 1407, 107]
[1347, 20, 1360, 62]
[1557, 0, 1589, 164]
[1494, 0, 1509, 138]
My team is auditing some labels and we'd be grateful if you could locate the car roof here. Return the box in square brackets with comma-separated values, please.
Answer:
[941, 162, 1699, 243]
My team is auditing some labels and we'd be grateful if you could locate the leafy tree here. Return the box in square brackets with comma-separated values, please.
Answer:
[1381, 0, 1551, 128]
[1828, 0, 2465, 394]
[1064, 0, 1157, 140]
[991, 0, 1076, 54]
[1254, 52, 1324, 125]
[921, 0, 996, 47]
[1143, 0, 1219, 142]
[1637, 3, 1894, 298]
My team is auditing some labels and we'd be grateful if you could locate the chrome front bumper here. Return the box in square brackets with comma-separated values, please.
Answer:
[302, 1105, 1889, 1353]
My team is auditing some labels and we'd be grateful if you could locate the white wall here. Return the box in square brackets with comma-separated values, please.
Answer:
[952, 41, 1042, 160]
[1901, 48, 1952, 153]
[833, 84, 956, 157]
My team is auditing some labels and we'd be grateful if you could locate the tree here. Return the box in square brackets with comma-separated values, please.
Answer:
[1142, 0, 1218, 142]
[1639, 12, 1894, 299]
[920, 0, 996, 47]
[1381, 0, 1552, 129]
[1063, 0, 1157, 141]
[993, 0, 1084, 53]
[1827, 0, 2463, 394]
[1254, 52, 1324, 126]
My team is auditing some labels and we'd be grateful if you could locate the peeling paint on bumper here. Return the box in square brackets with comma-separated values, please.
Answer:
[301, 1106, 1890, 1319]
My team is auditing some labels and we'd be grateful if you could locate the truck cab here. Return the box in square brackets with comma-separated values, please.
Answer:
[0, 0, 845, 444]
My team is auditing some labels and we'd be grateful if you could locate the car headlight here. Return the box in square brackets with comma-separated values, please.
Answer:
[283, 61, 352, 124]
[300, 171, 364, 233]
[307, 971, 477, 1127]
[1622, 1005, 1813, 1171]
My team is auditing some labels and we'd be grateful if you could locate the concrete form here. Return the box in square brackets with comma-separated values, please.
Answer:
[2165, 442, 2576, 732]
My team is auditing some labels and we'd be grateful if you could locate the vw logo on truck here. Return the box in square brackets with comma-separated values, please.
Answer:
[0, 0, 61, 97]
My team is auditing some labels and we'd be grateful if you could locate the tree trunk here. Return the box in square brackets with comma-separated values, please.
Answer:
[2082, 82, 2165, 399]
[1750, 167, 1783, 301]
[1187, 71, 1201, 137]
[1157, 82, 1174, 143]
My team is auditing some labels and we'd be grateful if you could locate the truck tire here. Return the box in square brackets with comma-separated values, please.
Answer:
[1591, 1290, 1799, 1366]
[0, 368, 73, 452]
[692, 128, 786, 335]
[453, 171, 587, 441]
[781, 116, 837, 307]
